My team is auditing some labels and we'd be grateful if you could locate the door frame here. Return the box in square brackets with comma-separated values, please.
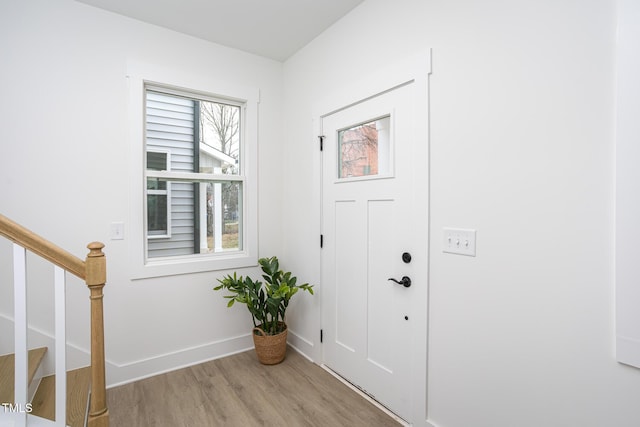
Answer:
[312, 52, 432, 427]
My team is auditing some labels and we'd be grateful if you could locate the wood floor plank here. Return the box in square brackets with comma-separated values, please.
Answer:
[0, 352, 14, 404]
[0, 347, 48, 404]
[30, 366, 91, 427]
[107, 348, 401, 427]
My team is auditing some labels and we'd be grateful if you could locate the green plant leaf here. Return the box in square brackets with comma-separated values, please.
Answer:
[214, 256, 314, 334]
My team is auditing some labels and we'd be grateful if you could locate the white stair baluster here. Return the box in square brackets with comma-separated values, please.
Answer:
[54, 266, 66, 427]
[13, 244, 27, 427]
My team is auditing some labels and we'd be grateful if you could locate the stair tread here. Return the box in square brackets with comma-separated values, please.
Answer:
[31, 366, 91, 427]
[0, 347, 48, 404]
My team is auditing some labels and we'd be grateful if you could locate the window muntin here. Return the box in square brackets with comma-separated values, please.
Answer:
[144, 86, 245, 261]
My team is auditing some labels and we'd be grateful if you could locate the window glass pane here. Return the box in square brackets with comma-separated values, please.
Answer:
[146, 179, 242, 259]
[147, 194, 167, 235]
[147, 151, 167, 171]
[203, 181, 242, 253]
[147, 178, 166, 191]
[145, 88, 245, 261]
[338, 116, 391, 179]
[199, 101, 240, 175]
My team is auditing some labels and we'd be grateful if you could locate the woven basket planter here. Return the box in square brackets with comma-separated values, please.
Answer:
[252, 323, 288, 365]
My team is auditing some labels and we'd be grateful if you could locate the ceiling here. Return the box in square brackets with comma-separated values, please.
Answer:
[74, 0, 365, 61]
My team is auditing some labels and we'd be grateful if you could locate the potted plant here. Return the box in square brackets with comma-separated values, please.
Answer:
[214, 256, 314, 364]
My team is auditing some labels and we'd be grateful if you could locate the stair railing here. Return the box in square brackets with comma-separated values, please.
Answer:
[0, 214, 109, 427]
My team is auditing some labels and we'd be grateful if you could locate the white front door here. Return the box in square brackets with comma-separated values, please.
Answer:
[320, 67, 428, 424]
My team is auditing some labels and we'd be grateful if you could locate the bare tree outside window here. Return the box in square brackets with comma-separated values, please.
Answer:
[339, 122, 379, 178]
[200, 102, 240, 172]
[200, 101, 241, 250]
[337, 116, 391, 179]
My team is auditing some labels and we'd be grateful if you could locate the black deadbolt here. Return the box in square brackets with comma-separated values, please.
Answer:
[402, 252, 412, 263]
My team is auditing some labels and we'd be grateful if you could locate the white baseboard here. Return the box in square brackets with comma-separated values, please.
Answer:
[286, 328, 316, 361]
[106, 333, 254, 388]
[1, 313, 256, 388]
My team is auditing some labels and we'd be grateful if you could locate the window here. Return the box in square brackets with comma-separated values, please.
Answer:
[127, 62, 259, 278]
[338, 116, 391, 179]
[146, 150, 170, 238]
[144, 86, 244, 260]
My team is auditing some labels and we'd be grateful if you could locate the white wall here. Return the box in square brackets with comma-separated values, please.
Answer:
[283, 0, 640, 426]
[0, 0, 284, 385]
[615, 0, 640, 369]
[3, 0, 640, 424]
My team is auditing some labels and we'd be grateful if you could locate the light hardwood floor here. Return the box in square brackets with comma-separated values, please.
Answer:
[107, 348, 401, 426]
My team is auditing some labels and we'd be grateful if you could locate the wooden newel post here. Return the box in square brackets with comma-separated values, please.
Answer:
[85, 242, 109, 427]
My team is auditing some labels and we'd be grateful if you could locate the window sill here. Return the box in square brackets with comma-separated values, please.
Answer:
[131, 251, 257, 280]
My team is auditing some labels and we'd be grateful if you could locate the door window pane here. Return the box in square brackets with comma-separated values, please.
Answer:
[338, 116, 391, 179]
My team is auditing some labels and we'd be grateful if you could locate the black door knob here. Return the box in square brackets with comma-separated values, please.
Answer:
[388, 276, 411, 288]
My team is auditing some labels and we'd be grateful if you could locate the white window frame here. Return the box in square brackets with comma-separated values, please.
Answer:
[127, 62, 259, 279]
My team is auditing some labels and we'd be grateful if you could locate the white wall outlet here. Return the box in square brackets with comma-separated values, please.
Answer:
[110, 222, 125, 240]
[443, 228, 476, 256]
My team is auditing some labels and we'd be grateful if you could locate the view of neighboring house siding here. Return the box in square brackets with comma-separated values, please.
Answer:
[146, 91, 196, 258]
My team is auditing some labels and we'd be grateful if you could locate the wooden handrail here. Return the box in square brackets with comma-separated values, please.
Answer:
[0, 213, 109, 426]
[0, 214, 86, 279]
